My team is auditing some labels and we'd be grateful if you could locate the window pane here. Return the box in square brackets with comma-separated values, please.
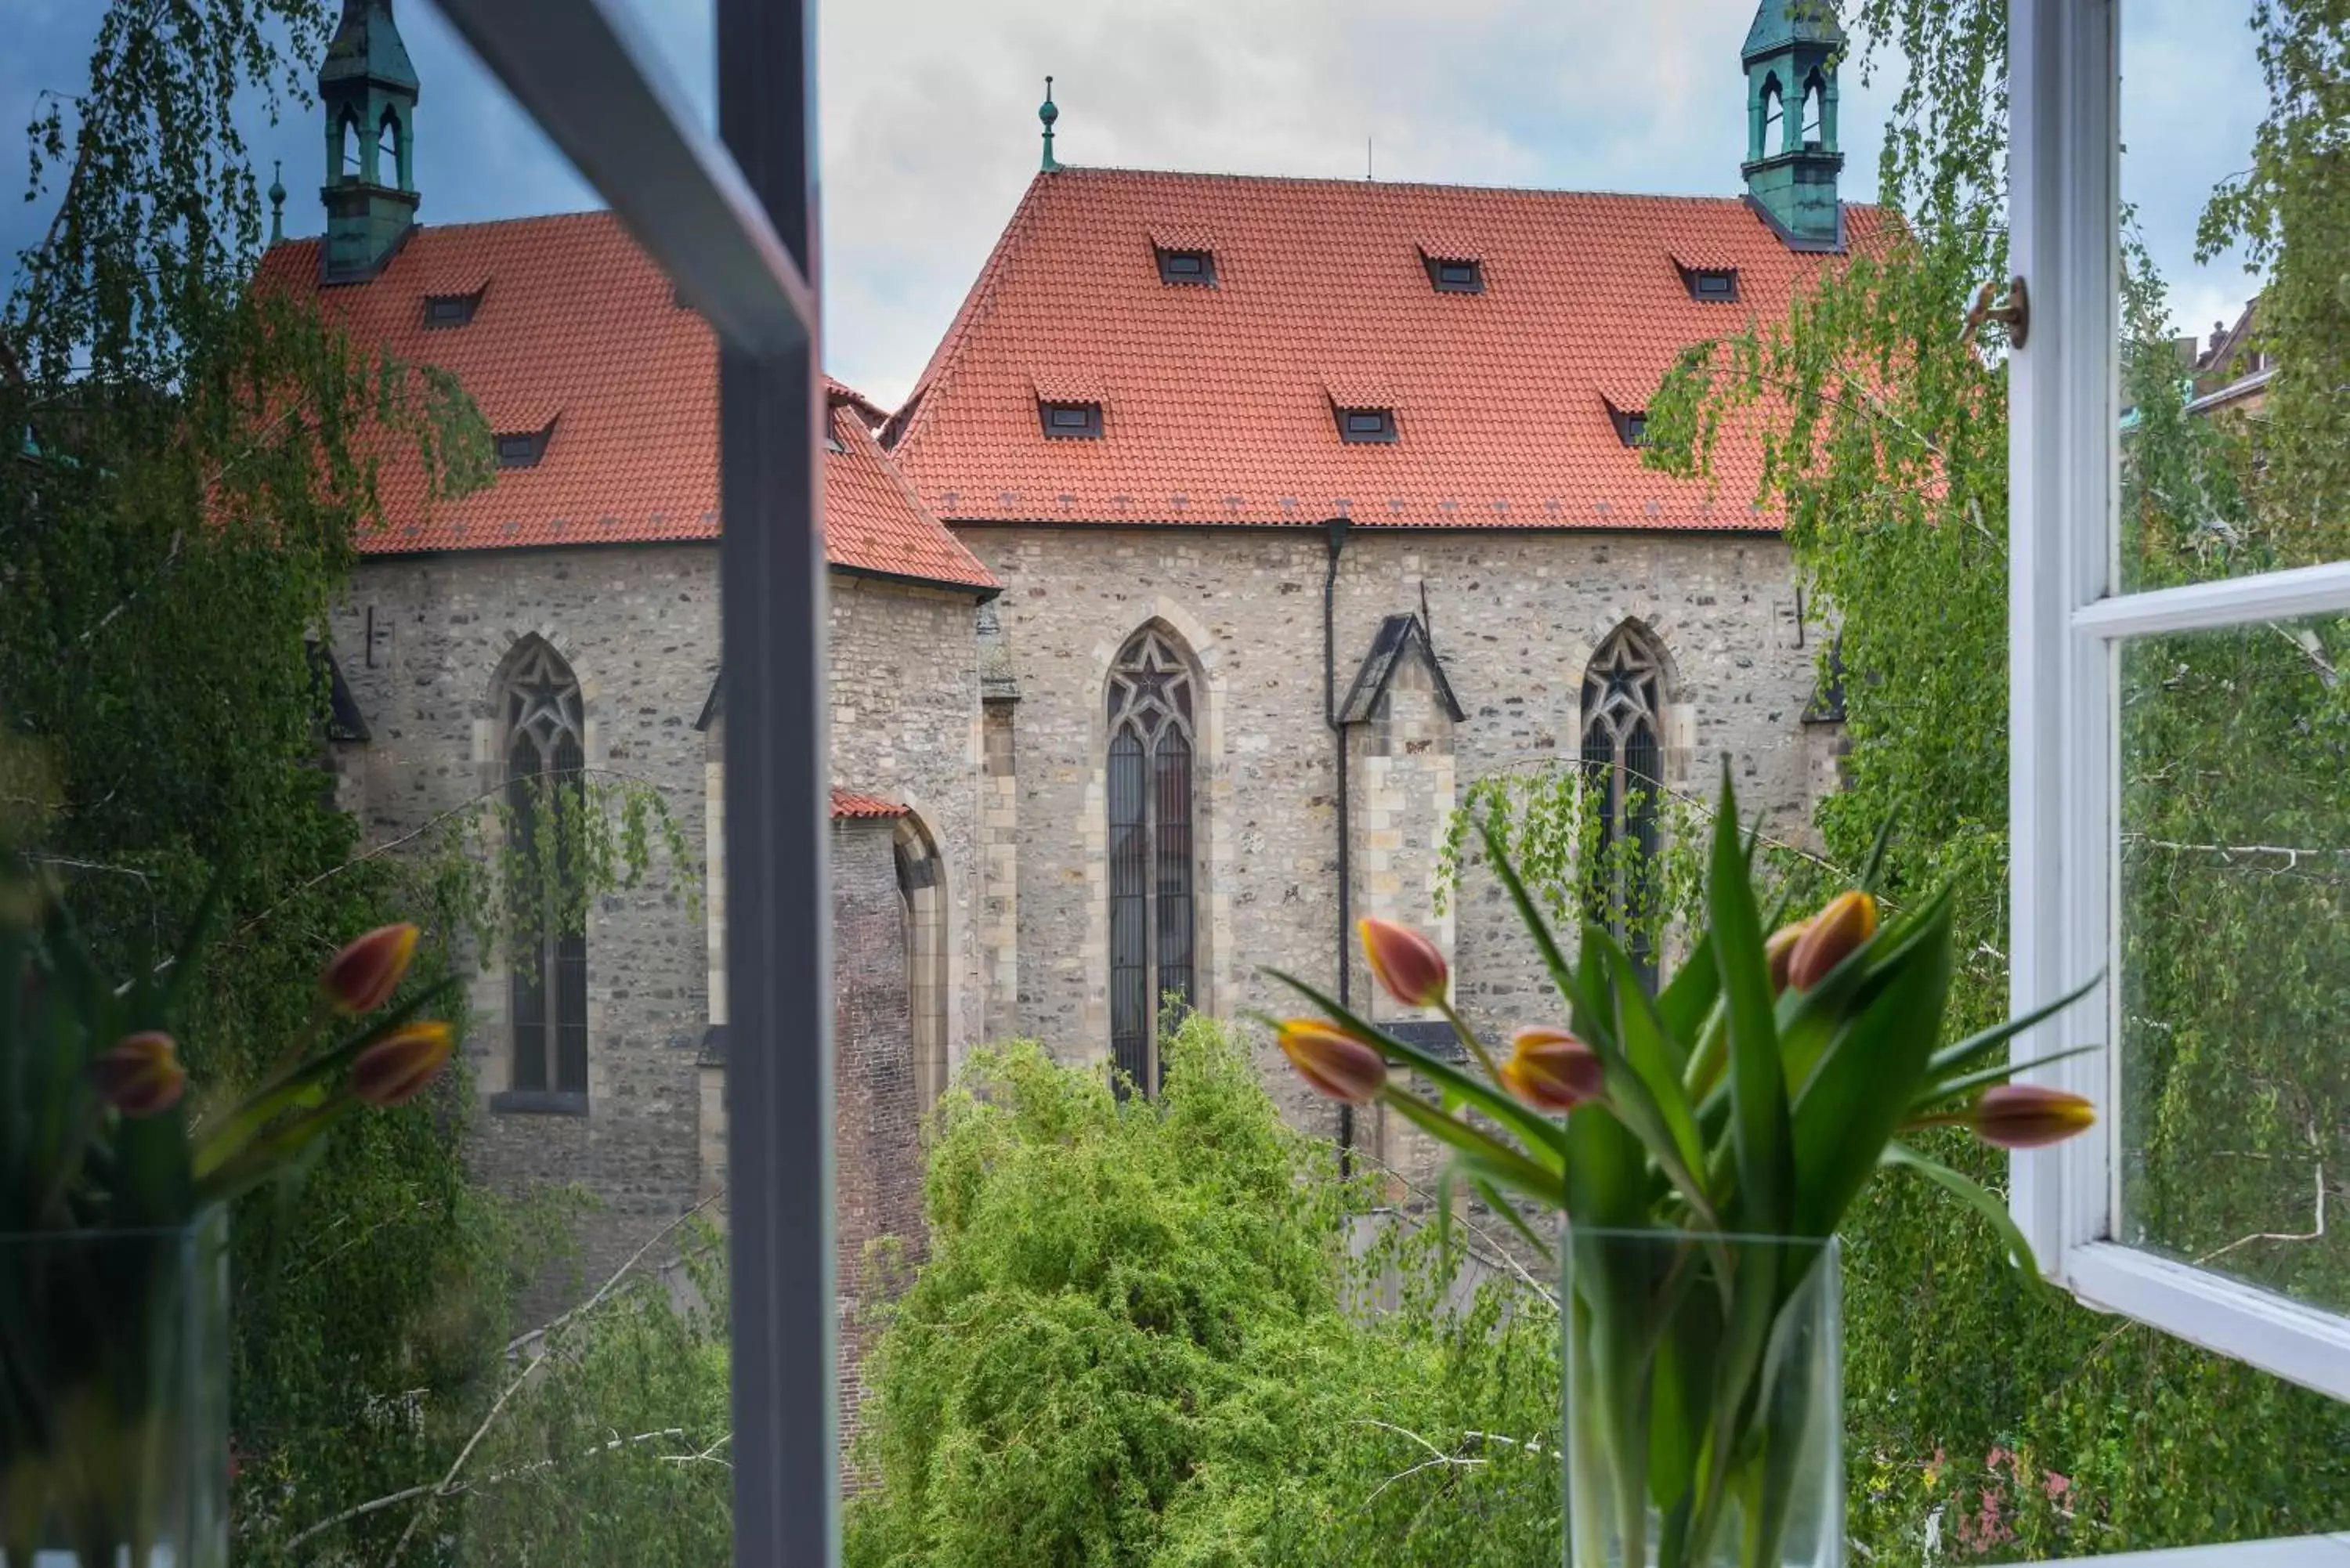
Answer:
[2118, 616, 2350, 1315]
[2116, 0, 2345, 591]
[1109, 726, 1150, 1086]
[0, 0, 754, 1554]
[1155, 727, 1195, 1021]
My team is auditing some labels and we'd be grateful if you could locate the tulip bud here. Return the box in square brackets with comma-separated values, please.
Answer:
[321, 923, 420, 1015]
[1276, 1019, 1387, 1106]
[94, 1031, 186, 1117]
[1360, 918, 1449, 1009]
[1968, 1083, 2095, 1150]
[1764, 920, 1810, 996]
[1786, 891, 1878, 992]
[1499, 1025, 1604, 1113]
[351, 1021, 454, 1107]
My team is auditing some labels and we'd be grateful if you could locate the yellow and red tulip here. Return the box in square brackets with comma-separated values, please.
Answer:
[1764, 919, 1810, 996]
[1359, 918, 1448, 1009]
[1786, 891, 1878, 992]
[351, 1021, 454, 1107]
[1276, 1019, 1387, 1106]
[320, 923, 419, 1015]
[1967, 1083, 2095, 1150]
[1498, 1025, 1604, 1113]
[93, 1031, 187, 1117]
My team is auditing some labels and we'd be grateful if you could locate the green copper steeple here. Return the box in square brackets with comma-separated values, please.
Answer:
[1740, 0, 1846, 251]
[320, 0, 419, 281]
[1039, 77, 1061, 172]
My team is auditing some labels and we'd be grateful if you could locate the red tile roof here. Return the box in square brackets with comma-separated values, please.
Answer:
[256, 212, 991, 590]
[825, 388, 997, 590]
[889, 168, 1887, 531]
[830, 788, 909, 820]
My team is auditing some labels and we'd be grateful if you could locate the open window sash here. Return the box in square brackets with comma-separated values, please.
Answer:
[2007, 0, 2350, 1402]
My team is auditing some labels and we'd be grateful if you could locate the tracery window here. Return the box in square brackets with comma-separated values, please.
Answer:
[1581, 624, 1667, 988]
[1106, 625, 1197, 1094]
[501, 638, 588, 1100]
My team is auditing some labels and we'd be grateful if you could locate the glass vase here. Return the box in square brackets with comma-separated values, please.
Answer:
[1564, 1230, 1841, 1568]
[0, 1209, 231, 1568]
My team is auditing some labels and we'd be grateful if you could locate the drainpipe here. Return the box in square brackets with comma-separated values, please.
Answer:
[1323, 515, 1354, 1172]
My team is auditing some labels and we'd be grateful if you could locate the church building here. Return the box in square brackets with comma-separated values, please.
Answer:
[280, 0, 1864, 1324]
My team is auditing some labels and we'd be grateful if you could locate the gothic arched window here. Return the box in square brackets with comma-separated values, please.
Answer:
[1761, 74, 1786, 154]
[1582, 625, 1668, 988]
[1800, 70, 1826, 146]
[338, 112, 362, 181]
[501, 638, 588, 1099]
[377, 109, 401, 182]
[1106, 625, 1197, 1094]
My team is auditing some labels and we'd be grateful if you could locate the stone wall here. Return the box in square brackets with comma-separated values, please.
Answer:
[822, 576, 988, 1075]
[332, 543, 719, 1286]
[956, 523, 1832, 1143]
[333, 547, 987, 1292]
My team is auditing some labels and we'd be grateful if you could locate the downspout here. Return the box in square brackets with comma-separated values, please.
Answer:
[1323, 515, 1354, 1172]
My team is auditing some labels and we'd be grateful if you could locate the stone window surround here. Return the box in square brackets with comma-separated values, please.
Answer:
[1082, 601, 1232, 1064]
[472, 627, 608, 1117]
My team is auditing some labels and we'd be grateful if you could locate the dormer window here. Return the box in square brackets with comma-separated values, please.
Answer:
[1424, 255, 1484, 294]
[1611, 408, 1650, 447]
[423, 288, 483, 329]
[495, 425, 551, 468]
[1686, 267, 1739, 303]
[1039, 400, 1103, 439]
[1336, 406, 1397, 444]
[1155, 247, 1216, 286]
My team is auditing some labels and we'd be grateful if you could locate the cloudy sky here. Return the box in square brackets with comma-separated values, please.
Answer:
[4, 0, 2269, 406]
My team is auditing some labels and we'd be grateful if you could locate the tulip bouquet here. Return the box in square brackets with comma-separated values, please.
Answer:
[2, 859, 458, 1566]
[1269, 771, 2095, 1568]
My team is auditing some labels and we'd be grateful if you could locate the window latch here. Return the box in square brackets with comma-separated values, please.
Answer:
[1963, 274, 2030, 349]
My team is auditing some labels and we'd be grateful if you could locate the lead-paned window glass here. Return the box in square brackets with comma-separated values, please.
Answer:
[1106, 626, 1198, 1093]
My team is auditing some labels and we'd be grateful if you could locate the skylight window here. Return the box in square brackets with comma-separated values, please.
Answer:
[422, 288, 483, 328]
[1039, 400, 1103, 439]
[1425, 256, 1484, 294]
[1155, 247, 1216, 286]
[495, 428, 551, 468]
[1336, 406, 1397, 444]
[1685, 267, 1739, 302]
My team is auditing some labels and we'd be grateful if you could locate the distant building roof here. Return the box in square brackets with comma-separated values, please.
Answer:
[888, 168, 1886, 533]
[256, 212, 992, 591]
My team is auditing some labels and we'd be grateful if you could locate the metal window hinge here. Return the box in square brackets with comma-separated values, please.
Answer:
[1964, 275, 2030, 349]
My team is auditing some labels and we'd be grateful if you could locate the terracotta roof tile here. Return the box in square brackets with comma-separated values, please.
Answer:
[825, 394, 998, 591]
[258, 213, 992, 591]
[891, 168, 1887, 531]
[830, 788, 909, 819]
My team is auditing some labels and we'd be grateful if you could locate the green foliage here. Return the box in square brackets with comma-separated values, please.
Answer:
[450, 1222, 732, 1567]
[846, 1016, 1565, 1568]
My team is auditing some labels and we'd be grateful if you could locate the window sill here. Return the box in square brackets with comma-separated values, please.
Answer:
[488, 1089, 589, 1117]
[2010, 1536, 2350, 1568]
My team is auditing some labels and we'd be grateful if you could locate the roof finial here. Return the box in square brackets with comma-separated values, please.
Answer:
[1039, 75, 1061, 172]
[268, 159, 286, 244]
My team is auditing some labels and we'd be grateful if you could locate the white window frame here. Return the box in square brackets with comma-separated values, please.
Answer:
[2008, 0, 2350, 1403]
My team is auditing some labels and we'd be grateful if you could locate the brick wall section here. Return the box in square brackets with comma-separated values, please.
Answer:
[830, 817, 926, 1447]
[956, 523, 1831, 1140]
[331, 543, 718, 1287]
